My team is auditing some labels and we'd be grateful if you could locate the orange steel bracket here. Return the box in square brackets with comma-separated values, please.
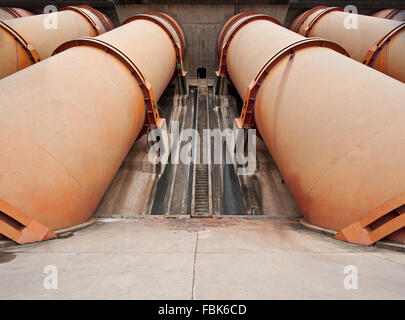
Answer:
[122, 13, 187, 79]
[335, 196, 405, 245]
[145, 11, 186, 56]
[77, 5, 114, 32]
[290, 6, 328, 33]
[60, 6, 102, 35]
[0, 199, 56, 244]
[386, 9, 402, 19]
[236, 38, 348, 130]
[216, 11, 260, 56]
[0, 20, 41, 64]
[374, 9, 404, 20]
[300, 7, 343, 36]
[54, 37, 164, 131]
[384, 9, 402, 19]
[362, 22, 405, 66]
[216, 14, 281, 80]
[3, 7, 25, 18]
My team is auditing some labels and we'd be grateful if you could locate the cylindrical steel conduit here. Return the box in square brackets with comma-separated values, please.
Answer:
[290, 6, 405, 83]
[0, 7, 33, 20]
[218, 13, 405, 245]
[372, 9, 405, 22]
[0, 12, 185, 244]
[0, 6, 114, 79]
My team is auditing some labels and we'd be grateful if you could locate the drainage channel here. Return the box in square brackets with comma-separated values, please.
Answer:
[189, 73, 212, 217]
[150, 79, 194, 215]
[213, 80, 246, 215]
[150, 70, 247, 216]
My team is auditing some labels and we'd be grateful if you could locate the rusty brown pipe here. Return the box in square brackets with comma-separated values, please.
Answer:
[218, 13, 405, 245]
[0, 12, 185, 244]
[0, 6, 114, 79]
[290, 6, 405, 83]
[0, 7, 33, 20]
[372, 9, 405, 21]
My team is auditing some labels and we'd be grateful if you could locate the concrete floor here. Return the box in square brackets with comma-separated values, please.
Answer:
[0, 218, 404, 299]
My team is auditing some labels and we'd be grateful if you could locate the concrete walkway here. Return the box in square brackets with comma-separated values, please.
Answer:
[0, 218, 404, 299]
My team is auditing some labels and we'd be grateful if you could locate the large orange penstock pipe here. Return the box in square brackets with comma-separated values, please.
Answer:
[290, 6, 405, 83]
[0, 5, 114, 79]
[218, 13, 405, 245]
[0, 12, 185, 244]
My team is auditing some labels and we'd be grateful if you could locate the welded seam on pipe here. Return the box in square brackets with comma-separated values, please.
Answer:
[54, 37, 163, 130]
[0, 20, 41, 63]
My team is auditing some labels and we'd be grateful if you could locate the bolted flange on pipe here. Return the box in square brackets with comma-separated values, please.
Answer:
[0, 5, 114, 79]
[0, 12, 185, 244]
[218, 12, 405, 246]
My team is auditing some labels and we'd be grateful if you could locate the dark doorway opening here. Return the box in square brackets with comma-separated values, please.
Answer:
[197, 67, 206, 79]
